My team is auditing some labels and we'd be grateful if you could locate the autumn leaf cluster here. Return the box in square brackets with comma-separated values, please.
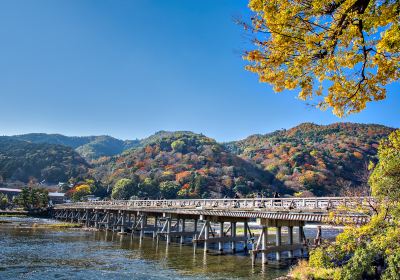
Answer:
[244, 0, 399, 117]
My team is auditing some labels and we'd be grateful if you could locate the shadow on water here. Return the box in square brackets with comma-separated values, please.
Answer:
[0, 217, 340, 280]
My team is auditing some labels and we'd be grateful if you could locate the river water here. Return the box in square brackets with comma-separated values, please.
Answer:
[0, 217, 341, 280]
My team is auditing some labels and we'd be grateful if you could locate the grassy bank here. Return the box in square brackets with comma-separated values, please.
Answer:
[32, 222, 82, 229]
[0, 214, 28, 217]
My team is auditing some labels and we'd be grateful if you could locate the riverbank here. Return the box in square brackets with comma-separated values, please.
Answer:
[0, 208, 50, 218]
[0, 210, 28, 216]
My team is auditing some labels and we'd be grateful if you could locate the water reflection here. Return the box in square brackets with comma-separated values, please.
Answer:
[0, 217, 340, 280]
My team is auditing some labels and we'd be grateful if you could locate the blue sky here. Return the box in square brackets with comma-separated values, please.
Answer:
[0, 0, 398, 142]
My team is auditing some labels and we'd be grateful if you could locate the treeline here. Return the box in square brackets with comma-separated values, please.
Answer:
[0, 123, 394, 200]
[0, 187, 49, 211]
[0, 137, 89, 183]
[225, 123, 394, 196]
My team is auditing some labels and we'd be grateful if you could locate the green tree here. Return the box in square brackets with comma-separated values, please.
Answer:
[295, 130, 400, 279]
[137, 178, 160, 198]
[0, 193, 9, 210]
[159, 181, 180, 199]
[111, 179, 136, 200]
[171, 140, 186, 152]
[14, 187, 49, 210]
[369, 130, 400, 201]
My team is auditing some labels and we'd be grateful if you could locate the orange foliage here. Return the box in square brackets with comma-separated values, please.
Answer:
[145, 146, 153, 155]
[267, 153, 275, 159]
[175, 171, 191, 183]
[353, 151, 364, 159]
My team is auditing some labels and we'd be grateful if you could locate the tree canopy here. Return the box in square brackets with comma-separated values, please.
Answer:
[244, 0, 399, 117]
[111, 178, 138, 200]
[292, 130, 400, 279]
[14, 187, 49, 210]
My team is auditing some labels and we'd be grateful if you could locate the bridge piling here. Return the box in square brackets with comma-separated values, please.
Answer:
[204, 220, 210, 252]
[53, 197, 371, 264]
[94, 210, 99, 229]
[139, 214, 146, 239]
[166, 217, 171, 244]
[119, 211, 126, 234]
[275, 226, 282, 261]
[243, 221, 249, 250]
[180, 219, 186, 244]
[218, 222, 224, 252]
[288, 226, 294, 258]
[299, 225, 304, 256]
[261, 226, 268, 264]
[153, 216, 158, 239]
[231, 222, 237, 252]
[85, 209, 89, 228]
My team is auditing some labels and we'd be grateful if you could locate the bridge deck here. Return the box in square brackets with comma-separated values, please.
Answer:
[52, 197, 373, 264]
[54, 197, 372, 224]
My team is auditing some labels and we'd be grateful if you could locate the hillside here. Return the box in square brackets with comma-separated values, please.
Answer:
[10, 133, 140, 161]
[0, 137, 89, 184]
[3, 123, 394, 197]
[92, 132, 279, 198]
[225, 123, 394, 196]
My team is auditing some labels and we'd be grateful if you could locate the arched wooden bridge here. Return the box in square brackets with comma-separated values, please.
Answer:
[53, 197, 373, 264]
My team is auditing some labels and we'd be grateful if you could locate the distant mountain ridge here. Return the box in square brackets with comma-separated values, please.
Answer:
[8, 131, 202, 161]
[0, 137, 88, 184]
[2, 122, 395, 197]
[10, 133, 140, 161]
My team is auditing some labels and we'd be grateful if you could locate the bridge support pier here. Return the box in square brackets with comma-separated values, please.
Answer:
[94, 210, 99, 229]
[252, 219, 307, 264]
[194, 219, 198, 233]
[119, 211, 126, 234]
[85, 209, 90, 228]
[275, 226, 282, 261]
[127, 213, 131, 230]
[53, 197, 361, 264]
[180, 219, 186, 244]
[244, 221, 249, 250]
[288, 226, 294, 258]
[166, 217, 171, 244]
[153, 216, 158, 239]
[299, 225, 304, 256]
[261, 226, 268, 264]
[231, 222, 237, 252]
[218, 222, 224, 252]
[140, 214, 147, 239]
[204, 220, 210, 252]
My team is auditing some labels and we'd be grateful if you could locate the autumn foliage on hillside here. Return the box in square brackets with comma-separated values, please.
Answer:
[93, 132, 276, 199]
[225, 123, 393, 196]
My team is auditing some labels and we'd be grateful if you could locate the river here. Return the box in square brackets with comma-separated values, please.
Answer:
[0, 216, 341, 280]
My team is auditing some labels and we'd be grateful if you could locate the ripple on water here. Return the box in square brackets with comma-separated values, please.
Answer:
[1, 217, 314, 280]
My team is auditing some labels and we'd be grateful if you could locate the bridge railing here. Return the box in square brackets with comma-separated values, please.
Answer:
[57, 197, 374, 212]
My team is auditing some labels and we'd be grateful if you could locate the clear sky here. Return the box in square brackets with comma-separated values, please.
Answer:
[0, 0, 398, 142]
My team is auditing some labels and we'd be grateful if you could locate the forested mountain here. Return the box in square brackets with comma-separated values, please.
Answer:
[92, 132, 278, 198]
[2, 123, 394, 198]
[0, 137, 89, 184]
[225, 123, 394, 196]
[9, 133, 140, 161]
